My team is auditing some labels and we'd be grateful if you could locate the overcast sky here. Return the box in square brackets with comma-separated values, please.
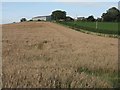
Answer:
[1, 0, 119, 2]
[1, 1, 119, 24]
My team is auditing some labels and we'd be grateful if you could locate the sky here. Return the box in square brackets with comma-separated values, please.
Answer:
[1, 0, 119, 2]
[1, 1, 119, 24]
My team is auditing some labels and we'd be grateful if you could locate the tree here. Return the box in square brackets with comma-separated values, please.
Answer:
[29, 19, 33, 22]
[96, 18, 102, 22]
[65, 16, 74, 21]
[51, 10, 66, 21]
[38, 19, 41, 21]
[87, 15, 95, 21]
[116, 13, 120, 22]
[101, 7, 120, 22]
[20, 18, 27, 22]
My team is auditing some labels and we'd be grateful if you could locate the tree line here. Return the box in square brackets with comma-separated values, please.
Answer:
[51, 7, 120, 22]
[20, 7, 120, 22]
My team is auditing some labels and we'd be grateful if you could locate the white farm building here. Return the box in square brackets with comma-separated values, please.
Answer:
[32, 16, 51, 21]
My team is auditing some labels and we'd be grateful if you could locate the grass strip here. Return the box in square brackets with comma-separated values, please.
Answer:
[77, 67, 119, 88]
[56, 21, 119, 38]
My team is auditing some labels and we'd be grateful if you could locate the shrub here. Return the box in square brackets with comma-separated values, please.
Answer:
[20, 18, 27, 22]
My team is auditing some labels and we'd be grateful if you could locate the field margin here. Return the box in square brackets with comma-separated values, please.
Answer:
[55, 21, 119, 38]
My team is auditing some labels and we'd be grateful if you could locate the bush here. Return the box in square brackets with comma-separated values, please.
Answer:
[38, 19, 41, 21]
[20, 18, 27, 22]
[29, 19, 33, 22]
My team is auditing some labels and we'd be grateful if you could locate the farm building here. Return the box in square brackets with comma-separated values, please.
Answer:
[32, 15, 51, 21]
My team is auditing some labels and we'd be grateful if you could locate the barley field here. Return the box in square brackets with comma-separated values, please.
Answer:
[2, 22, 118, 88]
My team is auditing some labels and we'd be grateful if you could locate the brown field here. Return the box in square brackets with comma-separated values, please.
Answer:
[2, 22, 118, 88]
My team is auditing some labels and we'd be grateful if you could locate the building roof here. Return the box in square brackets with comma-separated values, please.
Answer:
[33, 15, 51, 18]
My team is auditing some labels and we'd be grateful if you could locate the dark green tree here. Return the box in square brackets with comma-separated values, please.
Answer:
[87, 15, 95, 21]
[101, 7, 120, 22]
[20, 18, 27, 22]
[29, 19, 33, 22]
[51, 10, 66, 21]
[96, 18, 102, 22]
[38, 19, 41, 21]
[65, 16, 74, 21]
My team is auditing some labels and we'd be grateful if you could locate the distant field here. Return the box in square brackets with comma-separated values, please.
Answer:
[59, 21, 118, 35]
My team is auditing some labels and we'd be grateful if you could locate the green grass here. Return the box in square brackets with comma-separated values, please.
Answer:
[59, 21, 119, 35]
[77, 67, 119, 88]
